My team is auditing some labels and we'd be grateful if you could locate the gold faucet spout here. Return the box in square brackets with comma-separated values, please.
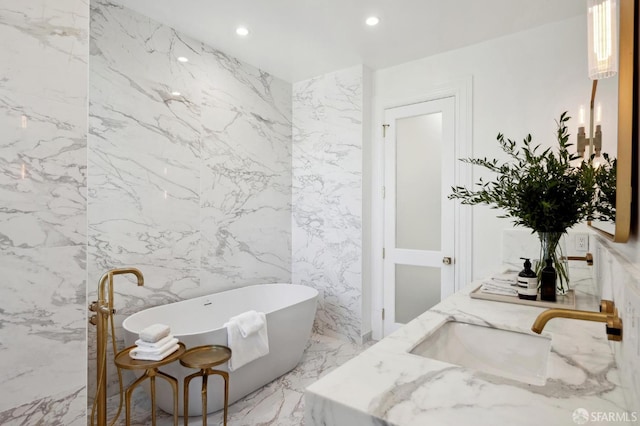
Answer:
[97, 267, 144, 304]
[531, 308, 608, 333]
[531, 302, 622, 341]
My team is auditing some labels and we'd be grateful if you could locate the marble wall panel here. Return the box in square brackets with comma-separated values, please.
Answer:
[88, 0, 292, 399]
[199, 45, 292, 293]
[292, 66, 364, 342]
[0, 1, 88, 423]
[593, 238, 640, 413]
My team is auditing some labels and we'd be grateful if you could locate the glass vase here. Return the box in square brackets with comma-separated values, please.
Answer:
[536, 231, 569, 295]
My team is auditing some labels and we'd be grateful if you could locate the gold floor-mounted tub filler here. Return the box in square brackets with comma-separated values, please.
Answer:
[89, 268, 144, 426]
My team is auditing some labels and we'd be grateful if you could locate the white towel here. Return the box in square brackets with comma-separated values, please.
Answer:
[130, 343, 179, 361]
[130, 338, 179, 356]
[139, 323, 170, 343]
[481, 283, 518, 296]
[490, 272, 518, 286]
[135, 334, 175, 349]
[224, 311, 269, 371]
[232, 310, 266, 338]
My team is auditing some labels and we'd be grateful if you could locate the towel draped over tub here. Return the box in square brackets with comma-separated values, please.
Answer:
[224, 310, 269, 371]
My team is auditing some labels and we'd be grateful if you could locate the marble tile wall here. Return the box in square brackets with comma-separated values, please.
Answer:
[89, 0, 291, 398]
[593, 237, 640, 413]
[292, 66, 365, 343]
[0, 0, 88, 424]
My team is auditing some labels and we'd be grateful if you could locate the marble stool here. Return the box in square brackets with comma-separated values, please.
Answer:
[114, 342, 186, 426]
[179, 345, 232, 426]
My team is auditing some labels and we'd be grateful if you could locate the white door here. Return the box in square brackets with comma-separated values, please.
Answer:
[383, 97, 456, 335]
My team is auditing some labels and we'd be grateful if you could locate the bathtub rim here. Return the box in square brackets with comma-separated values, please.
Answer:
[122, 283, 318, 338]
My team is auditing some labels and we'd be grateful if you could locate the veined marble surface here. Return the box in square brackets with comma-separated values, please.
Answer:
[0, 0, 88, 424]
[305, 267, 631, 425]
[292, 65, 364, 343]
[88, 0, 291, 400]
[594, 237, 640, 414]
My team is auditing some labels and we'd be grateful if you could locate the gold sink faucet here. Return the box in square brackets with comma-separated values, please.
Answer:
[531, 300, 622, 341]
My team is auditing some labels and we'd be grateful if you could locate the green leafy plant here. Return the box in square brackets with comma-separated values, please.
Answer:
[449, 112, 616, 293]
[449, 112, 615, 230]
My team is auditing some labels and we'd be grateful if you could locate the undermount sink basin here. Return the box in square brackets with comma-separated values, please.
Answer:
[409, 321, 551, 386]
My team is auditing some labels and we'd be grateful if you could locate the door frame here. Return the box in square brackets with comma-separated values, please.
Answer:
[370, 77, 473, 340]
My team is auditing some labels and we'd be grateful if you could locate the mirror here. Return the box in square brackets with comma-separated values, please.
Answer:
[589, 0, 636, 242]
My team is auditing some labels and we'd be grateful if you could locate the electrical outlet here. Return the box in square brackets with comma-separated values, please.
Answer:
[575, 233, 589, 253]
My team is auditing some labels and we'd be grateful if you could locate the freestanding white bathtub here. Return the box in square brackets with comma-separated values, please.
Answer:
[122, 283, 318, 416]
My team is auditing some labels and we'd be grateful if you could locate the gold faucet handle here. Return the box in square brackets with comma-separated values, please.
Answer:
[606, 308, 623, 341]
[600, 299, 615, 314]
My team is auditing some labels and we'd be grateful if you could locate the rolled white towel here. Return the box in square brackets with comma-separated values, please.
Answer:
[139, 324, 170, 343]
[130, 337, 179, 356]
[130, 343, 179, 361]
[135, 334, 174, 349]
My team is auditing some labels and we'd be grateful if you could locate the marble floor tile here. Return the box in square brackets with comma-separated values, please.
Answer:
[98, 334, 373, 425]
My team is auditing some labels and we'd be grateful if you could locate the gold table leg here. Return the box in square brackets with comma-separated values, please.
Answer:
[201, 373, 208, 426]
[183, 370, 201, 426]
[124, 372, 151, 426]
[156, 370, 179, 426]
[121, 368, 180, 426]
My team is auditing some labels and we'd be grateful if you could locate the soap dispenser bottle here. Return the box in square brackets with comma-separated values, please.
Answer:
[540, 258, 557, 302]
[517, 257, 538, 300]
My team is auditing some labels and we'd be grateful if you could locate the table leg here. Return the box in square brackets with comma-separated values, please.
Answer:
[150, 374, 157, 425]
[201, 372, 208, 426]
[157, 370, 180, 426]
[125, 372, 151, 426]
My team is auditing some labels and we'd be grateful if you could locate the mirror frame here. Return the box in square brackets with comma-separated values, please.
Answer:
[589, 0, 637, 242]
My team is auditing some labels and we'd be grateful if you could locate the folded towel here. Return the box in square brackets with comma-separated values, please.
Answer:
[130, 343, 179, 361]
[490, 272, 518, 286]
[130, 338, 179, 356]
[139, 324, 170, 343]
[481, 279, 514, 290]
[229, 310, 266, 338]
[225, 312, 269, 371]
[135, 334, 174, 349]
[480, 283, 518, 297]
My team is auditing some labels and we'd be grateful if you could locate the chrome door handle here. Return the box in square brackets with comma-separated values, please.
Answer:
[442, 257, 452, 265]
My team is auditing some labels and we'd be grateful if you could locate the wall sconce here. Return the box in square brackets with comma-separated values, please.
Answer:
[577, 124, 602, 157]
[578, 0, 618, 159]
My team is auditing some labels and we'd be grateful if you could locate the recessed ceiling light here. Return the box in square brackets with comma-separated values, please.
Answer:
[171, 91, 181, 96]
[236, 26, 249, 36]
[366, 16, 380, 26]
[177, 56, 189, 63]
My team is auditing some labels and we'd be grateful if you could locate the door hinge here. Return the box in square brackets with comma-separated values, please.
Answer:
[382, 248, 385, 259]
[382, 186, 385, 199]
[382, 124, 389, 138]
[382, 308, 385, 321]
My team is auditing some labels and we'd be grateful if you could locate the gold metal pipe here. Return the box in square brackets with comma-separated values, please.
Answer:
[531, 302, 622, 341]
[92, 268, 144, 426]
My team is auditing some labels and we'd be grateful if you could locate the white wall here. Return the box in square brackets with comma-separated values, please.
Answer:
[373, 15, 619, 282]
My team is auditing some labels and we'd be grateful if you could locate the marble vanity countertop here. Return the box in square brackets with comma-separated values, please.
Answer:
[305, 269, 630, 426]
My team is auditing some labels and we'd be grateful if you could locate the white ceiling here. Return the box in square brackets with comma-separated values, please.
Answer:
[112, 0, 586, 83]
